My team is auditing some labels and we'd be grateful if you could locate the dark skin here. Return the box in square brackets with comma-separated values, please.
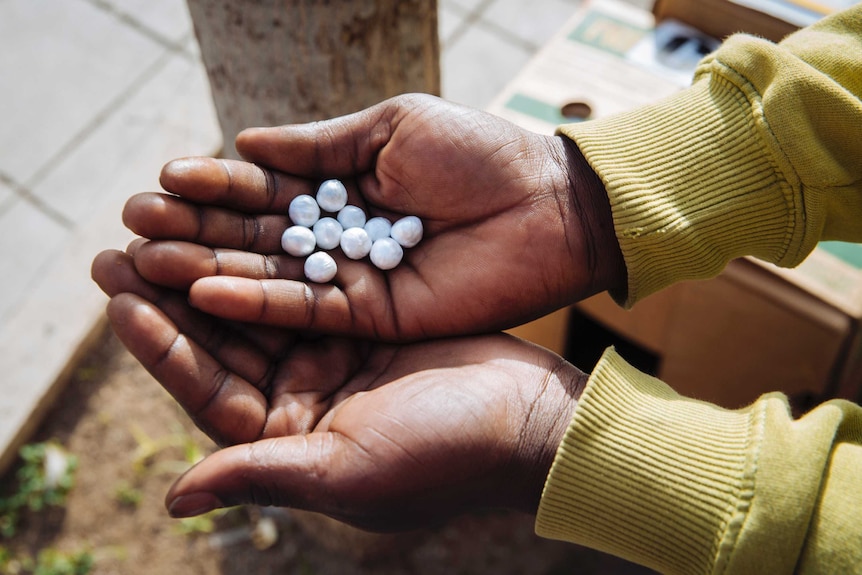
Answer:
[91, 248, 585, 529]
[93, 94, 622, 528]
[123, 94, 624, 340]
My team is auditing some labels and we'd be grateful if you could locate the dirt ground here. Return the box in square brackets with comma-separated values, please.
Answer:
[1, 321, 654, 575]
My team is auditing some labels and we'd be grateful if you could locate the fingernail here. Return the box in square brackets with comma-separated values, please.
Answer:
[167, 492, 222, 518]
[162, 157, 201, 176]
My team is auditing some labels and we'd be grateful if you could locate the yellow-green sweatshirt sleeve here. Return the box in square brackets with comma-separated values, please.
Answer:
[536, 348, 862, 574]
[558, 6, 862, 306]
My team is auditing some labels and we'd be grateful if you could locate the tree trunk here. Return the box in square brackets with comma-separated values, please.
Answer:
[186, 0, 440, 158]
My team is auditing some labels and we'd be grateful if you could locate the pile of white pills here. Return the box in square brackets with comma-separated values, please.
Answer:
[282, 179, 424, 283]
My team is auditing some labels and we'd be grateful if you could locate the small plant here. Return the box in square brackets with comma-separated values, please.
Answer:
[112, 482, 142, 509]
[128, 424, 205, 477]
[32, 548, 92, 575]
[0, 443, 78, 538]
[0, 545, 93, 575]
[173, 511, 219, 536]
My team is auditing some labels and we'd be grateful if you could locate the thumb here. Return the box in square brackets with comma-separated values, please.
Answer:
[234, 96, 408, 176]
[165, 434, 353, 519]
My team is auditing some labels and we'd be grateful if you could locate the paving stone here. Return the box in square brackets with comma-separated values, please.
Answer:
[442, 0, 489, 14]
[0, 178, 15, 214]
[0, 0, 165, 184]
[439, 3, 468, 47]
[442, 22, 532, 109]
[97, 0, 194, 46]
[32, 51, 221, 224]
[0, 196, 69, 326]
[483, 0, 582, 48]
[0, 52, 220, 476]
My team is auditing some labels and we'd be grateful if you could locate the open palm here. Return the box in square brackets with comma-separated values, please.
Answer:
[124, 94, 622, 341]
[92, 248, 584, 529]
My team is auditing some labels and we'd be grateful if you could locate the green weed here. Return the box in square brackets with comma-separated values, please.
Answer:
[0, 443, 77, 539]
[112, 483, 142, 509]
[0, 546, 92, 575]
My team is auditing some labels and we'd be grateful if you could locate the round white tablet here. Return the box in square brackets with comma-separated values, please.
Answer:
[304, 251, 337, 283]
[281, 225, 316, 257]
[288, 194, 320, 227]
[337, 205, 367, 229]
[316, 179, 348, 213]
[312, 217, 343, 250]
[364, 217, 392, 242]
[340, 227, 372, 260]
[370, 237, 403, 270]
[390, 215, 423, 248]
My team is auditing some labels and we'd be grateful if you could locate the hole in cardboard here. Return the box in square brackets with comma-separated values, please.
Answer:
[560, 101, 592, 120]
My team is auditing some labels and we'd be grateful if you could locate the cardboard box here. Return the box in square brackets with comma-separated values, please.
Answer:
[653, 0, 854, 42]
[494, 0, 862, 407]
[653, 0, 798, 41]
[487, 0, 682, 137]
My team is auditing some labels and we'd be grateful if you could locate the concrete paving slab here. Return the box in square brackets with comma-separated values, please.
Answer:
[93, 0, 194, 46]
[0, 50, 220, 475]
[0, 179, 14, 213]
[439, 3, 468, 47]
[184, 29, 202, 59]
[442, 21, 532, 109]
[442, 0, 489, 13]
[32, 50, 220, 224]
[483, 0, 581, 48]
[0, 196, 70, 325]
[0, 0, 165, 184]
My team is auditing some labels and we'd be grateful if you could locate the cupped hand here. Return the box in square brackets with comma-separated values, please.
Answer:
[124, 93, 623, 341]
[92, 248, 586, 531]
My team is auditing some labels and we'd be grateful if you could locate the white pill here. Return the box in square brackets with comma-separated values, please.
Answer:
[340, 227, 372, 260]
[337, 205, 367, 229]
[312, 217, 343, 250]
[364, 217, 392, 242]
[304, 251, 337, 283]
[281, 225, 316, 257]
[288, 194, 320, 227]
[390, 215, 423, 248]
[370, 237, 403, 270]
[316, 179, 348, 213]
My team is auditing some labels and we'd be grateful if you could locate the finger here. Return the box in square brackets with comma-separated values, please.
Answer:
[132, 240, 301, 290]
[164, 435, 365, 521]
[164, 426, 470, 531]
[122, 192, 287, 252]
[158, 157, 310, 213]
[107, 243, 298, 360]
[235, 98, 400, 176]
[107, 292, 269, 446]
[92, 248, 161, 301]
[188, 276, 361, 334]
[125, 237, 148, 256]
[93, 250, 274, 388]
[186, 253, 408, 338]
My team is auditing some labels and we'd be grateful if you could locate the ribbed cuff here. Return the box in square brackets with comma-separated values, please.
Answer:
[559, 75, 799, 307]
[535, 348, 762, 575]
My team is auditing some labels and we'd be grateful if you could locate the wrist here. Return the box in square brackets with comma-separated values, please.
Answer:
[509, 357, 588, 514]
[553, 135, 626, 298]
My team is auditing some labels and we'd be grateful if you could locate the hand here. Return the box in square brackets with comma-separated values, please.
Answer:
[124, 94, 624, 341]
[92, 248, 586, 530]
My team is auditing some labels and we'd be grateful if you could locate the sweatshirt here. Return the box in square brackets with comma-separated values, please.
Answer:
[537, 6, 862, 573]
